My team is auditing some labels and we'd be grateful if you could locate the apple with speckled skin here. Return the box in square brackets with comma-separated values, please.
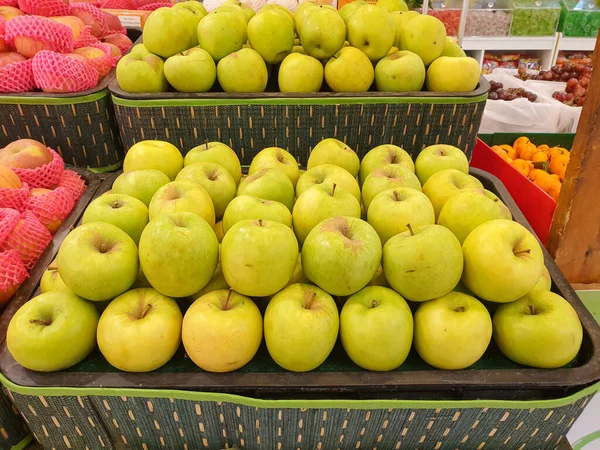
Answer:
[307, 138, 360, 178]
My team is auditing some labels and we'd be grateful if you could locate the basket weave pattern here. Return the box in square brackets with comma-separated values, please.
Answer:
[0, 388, 30, 448]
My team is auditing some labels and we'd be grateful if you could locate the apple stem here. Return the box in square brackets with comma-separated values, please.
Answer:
[331, 183, 337, 197]
[393, 190, 400, 201]
[406, 223, 415, 236]
[514, 249, 531, 255]
[100, 243, 108, 253]
[529, 304, 536, 315]
[454, 306, 466, 312]
[258, 219, 264, 227]
[204, 139, 209, 150]
[371, 300, 378, 308]
[305, 292, 317, 309]
[140, 303, 153, 319]
[223, 290, 233, 311]
[30, 319, 51, 326]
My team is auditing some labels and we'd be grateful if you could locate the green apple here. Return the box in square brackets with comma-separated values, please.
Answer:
[249, 147, 300, 187]
[493, 290, 583, 368]
[294, 1, 319, 33]
[438, 188, 512, 244]
[462, 219, 544, 303]
[325, 46, 374, 92]
[223, 195, 292, 234]
[359, 144, 415, 185]
[149, 181, 215, 225]
[221, 219, 298, 296]
[415, 144, 469, 185]
[296, 164, 361, 203]
[176, 162, 236, 218]
[173, 1, 207, 21]
[184, 141, 241, 184]
[198, 10, 247, 61]
[182, 290, 262, 372]
[123, 140, 183, 181]
[341, 286, 412, 371]
[422, 169, 483, 218]
[383, 224, 463, 301]
[426, 56, 480, 92]
[362, 164, 422, 210]
[278, 53, 323, 93]
[375, 50, 425, 92]
[116, 45, 169, 93]
[440, 36, 466, 57]
[292, 45, 306, 54]
[248, 8, 294, 64]
[7, 291, 99, 372]
[143, 7, 197, 58]
[367, 187, 435, 244]
[347, 4, 395, 61]
[82, 194, 148, 245]
[414, 292, 492, 370]
[292, 182, 361, 245]
[264, 283, 339, 372]
[139, 212, 218, 297]
[112, 170, 170, 207]
[57, 222, 138, 301]
[339, 0, 366, 26]
[188, 261, 229, 300]
[222, 0, 255, 22]
[217, 48, 268, 92]
[398, 14, 446, 65]
[299, 6, 346, 59]
[302, 216, 382, 296]
[532, 265, 552, 292]
[377, 0, 408, 12]
[97, 288, 182, 372]
[237, 169, 295, 211]
[391, 10, 419, 48]
[40, 259, 72, 294]
[260, 4, 294, 23]
[164, 47, 216, 93]
[287, 254, 309, 286]
[307, 138, 360, 177]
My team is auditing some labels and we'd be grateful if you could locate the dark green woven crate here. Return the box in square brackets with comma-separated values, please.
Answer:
[0, 387, 31, 450]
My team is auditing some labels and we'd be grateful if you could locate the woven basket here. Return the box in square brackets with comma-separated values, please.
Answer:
[0, 386, 31, 450]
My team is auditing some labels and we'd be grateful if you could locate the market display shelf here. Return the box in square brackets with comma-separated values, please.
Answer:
[557, 34, 598, 51]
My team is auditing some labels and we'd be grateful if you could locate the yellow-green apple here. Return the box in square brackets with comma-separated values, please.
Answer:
[415, 144, 469, 184]
[339, 0, 365, 26]
[391, 10, 419, 47]
[426, 56, 480, 92]
[296, 164, 361, 202]
[222, 195, 292, 234]
[172, 0, 208, 23]
[197, 10, 247, 61]
[307, 138, 360, 177]
[375, 50, 425, 92]
[532, 265, 551, 292]
[7, 291, 99, 372]
[182, 290, 262, 372]
[369, 264, 389, 287]
[292, 182, 361, 245]
[278, 53, 323, 93]
[188, 261, 229, 300]
[82, 193, 149, 245]
[116, 44, 169, 93]
[0, 6, 24, 21]
[377, 0, 408, 12]
[176, 162, 236, 218]
[362, 164, 422, 210]
[422, 169, 483, 218]
[124, 140, 183, 180]
[437, 188, 512, 244]
[184, 141, 241, 184]
[237, 169, 295, 211]
[462, 219, 544, 303]
[383, 224, 462, 301]
[398, 14, 446, 65]
[0, 166, 21, 188]
[341, 286, 412, 371]
[259, 4, 294, 22]
[493, 290, 583, 368]
[302, 216, 382, 295]
[164, 47, 216, 93]
[367, 187, 435, 244]
[217, 48, 268, 92]
[149, 181, 215, 225]
[213, 221, 224, 242]
[294, 1, 319, 33]
[248, 7, 294, 64]
[299, 6, 346, 59]
[223, 0, 255, 22]
[347, 4, 394, 61]
[40, 260, 72, 294]
[325, 46, 374, 92]
[221, 219, 298, 296]
[143, 7, 197, 57]
[97, 288, 182, 372]
[414, 292, 492, 369]
[215, 2, 251, 22]
[139, 212, 219, 297]
[49, 16, 86, 40]
[264, 283, 339, 371]
[440, 37, 466, 57]
[57, 222, 138, 301]
[286, 254, 309, 286]
[111, 169, 170, 207]
[249, 147, 300, 187]
[359, 144, 415, 185]
[0, 139, 53, 169]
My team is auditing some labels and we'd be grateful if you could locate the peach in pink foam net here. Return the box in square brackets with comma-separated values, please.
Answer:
[18, 0, 71, 17]
[57, 170, 87, 202]
[10, 148, 65, 189]
[74, 26, 100, 49]
[0, 59, 36, 93]
[24, 186, 75, 234]
[5, 15, 74, 57]
[0, 210, 52, 271]
[0, 182, 30, 211]
[32, 50, 98, 94]
[0, 249, 29, 298]
[82, 42, 117, 78]
[70, 2, 108, 38]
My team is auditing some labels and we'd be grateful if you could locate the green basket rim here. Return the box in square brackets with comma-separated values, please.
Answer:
[0, 89, 109, 105]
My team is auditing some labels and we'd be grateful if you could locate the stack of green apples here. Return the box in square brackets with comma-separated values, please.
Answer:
[7, 138, 583, 374]
[116, 0, 481, 94]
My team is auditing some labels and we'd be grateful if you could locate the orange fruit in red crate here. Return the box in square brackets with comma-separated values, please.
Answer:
[531, 151, 548, 163]
[549, 146, 569, 159]
[511, 159, 533, 177]
[529, 169, 550, 182]
[536, 144, 550, 155]
[492, 146, 512, 162]
[0, 166, 21, 189]
[534, 176, 561, 202]
[512, 136, 532, 157]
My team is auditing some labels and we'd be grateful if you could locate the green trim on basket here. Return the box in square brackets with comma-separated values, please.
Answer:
[10, 434, 32, 450]
[88, 161, 123, 174]
[1, 373, 598, 411]
[111, 94, 489, 108]
[573, 430, 600, 450]
[0, 90, 108, 105]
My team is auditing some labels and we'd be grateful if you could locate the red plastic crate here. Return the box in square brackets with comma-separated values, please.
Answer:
[470, 138, 556, 245]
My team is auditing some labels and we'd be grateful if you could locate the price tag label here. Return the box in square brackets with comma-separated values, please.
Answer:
[118, 15, 142, 28]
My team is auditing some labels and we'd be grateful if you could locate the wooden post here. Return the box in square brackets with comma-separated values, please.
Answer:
[546, 35, 600, 287]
